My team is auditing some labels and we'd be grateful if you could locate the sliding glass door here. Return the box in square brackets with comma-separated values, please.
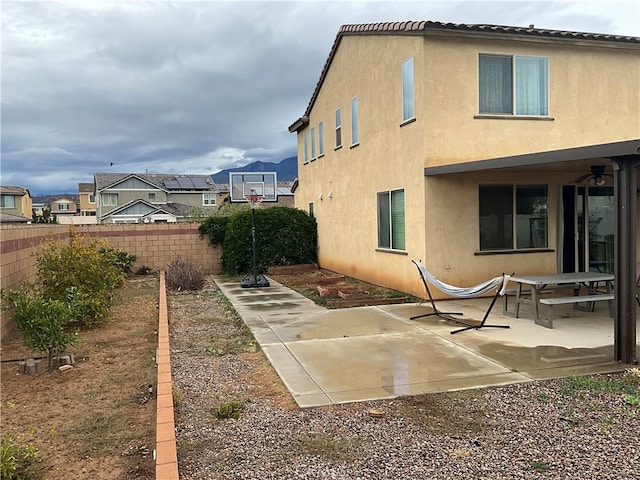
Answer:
[562, 186, 614, 273]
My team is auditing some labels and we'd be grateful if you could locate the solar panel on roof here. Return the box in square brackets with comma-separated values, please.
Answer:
[164, 180, 180, 189]
[176, 177, 194, 189]
[190, 177, 209, 189]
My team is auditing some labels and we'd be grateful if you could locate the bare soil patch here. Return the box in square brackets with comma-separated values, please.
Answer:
[1, 276, 158, 480]
[268, 265, 418, 308]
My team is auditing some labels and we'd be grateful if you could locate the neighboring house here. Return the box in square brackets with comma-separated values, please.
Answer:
[289, 22, 640, 360]
[94, 173, 223, 223]
[51, 197, 79, 217]
[78, 183, 97, 217]
[32, 203, 46, 216]
[0, 185, 32, 219]
[275, 182, 295, 207]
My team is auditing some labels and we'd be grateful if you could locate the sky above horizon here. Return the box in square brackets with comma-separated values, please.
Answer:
[2, 0, 639, 195]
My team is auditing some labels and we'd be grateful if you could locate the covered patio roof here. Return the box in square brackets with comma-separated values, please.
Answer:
[424, 139, 640, 176]
[424, 138, 640, 364]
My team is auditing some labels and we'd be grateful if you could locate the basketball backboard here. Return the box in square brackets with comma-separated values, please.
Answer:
[229, 172, 277, 202]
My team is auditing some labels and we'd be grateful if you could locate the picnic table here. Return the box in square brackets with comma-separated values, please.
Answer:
[504, 272, 614, 328]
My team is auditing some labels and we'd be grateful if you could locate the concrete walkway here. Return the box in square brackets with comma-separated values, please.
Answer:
[215, 276, 636, 408]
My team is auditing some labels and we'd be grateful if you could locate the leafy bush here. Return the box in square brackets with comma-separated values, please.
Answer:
[35, 228, 128, 326]
[220, 207, 317, 275]
[98, 246, 137, 275]
[199, 216, 229, 246]
[4, 286, 80, 369]
[0, 432, 38, 480]
[165, 257, 205, 291]
[211, 399, 244, 420]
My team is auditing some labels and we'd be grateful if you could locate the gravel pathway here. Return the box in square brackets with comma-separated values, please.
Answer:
[169, 279, 640, 480]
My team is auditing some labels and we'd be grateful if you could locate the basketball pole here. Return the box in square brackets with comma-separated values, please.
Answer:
[240, 191, 269, 288]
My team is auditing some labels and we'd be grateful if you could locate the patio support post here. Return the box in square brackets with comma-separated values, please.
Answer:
[612, 155, 640, 364]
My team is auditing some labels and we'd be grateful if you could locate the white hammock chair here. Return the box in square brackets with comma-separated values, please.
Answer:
[411, 259, 511, 334]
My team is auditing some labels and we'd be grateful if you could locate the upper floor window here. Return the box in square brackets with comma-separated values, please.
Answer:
[101, 193, 118, 206]
[402, 57, 414, 121]
[0, 195, 15, 208]
[335, 108, 342, 148]
[311, 126, 316, 160]
[303, 131, 309, 163]
[350, 97, 359, 146]
[318, 121, 324, 156]
[377, 189, 405, 251]
[479, 54, 548, 116]
[203, 193, 216, 206]
[479, 185, 548, 251]
[58, 203, 69, 211]
[148, 192, 156, 201]
[89, 194, 95, 203]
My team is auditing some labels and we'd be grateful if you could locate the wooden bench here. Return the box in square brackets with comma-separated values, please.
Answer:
[538, 294, 614, 328]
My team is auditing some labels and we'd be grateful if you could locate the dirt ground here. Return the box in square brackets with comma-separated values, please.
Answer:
[4, 270, 637, 479]
[0, 268, 416, 479]
[267, 265, 418, 308]
[1, 276, 159, 480]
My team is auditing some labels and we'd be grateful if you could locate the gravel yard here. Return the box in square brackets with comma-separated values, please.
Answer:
[169, 277, 640, 480]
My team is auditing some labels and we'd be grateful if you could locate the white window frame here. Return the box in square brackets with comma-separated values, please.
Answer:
[89, 194, 96, 204]
[202, 193, 216, 206]
[350, 96, 358, 146]
[478, 54, 549, 116]
[335, 108, 342, 148]
[58, 203, 69, 211]
[377, 189, 405, 251]
[0, 195, 16, 208]
[101, 193, 118, 206]
[402, 57, 414, 122]
[311, 126, 316, 160]
[479, 184, 548, 251]
[318, 121, 324, 157]
[303, 131, 309, 163]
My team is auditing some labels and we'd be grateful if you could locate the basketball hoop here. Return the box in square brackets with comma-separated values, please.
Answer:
[246, 194, 263, 208]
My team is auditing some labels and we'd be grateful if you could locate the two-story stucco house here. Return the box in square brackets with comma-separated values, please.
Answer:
[0, 185, 32, 221]
[78, 183, 97, 217]
[289, 21, 640, 362]
[94, 173, 224, 223]
[51, 197, 80, 217]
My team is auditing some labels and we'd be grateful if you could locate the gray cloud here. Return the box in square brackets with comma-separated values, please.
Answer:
[2, 0, 638, 194]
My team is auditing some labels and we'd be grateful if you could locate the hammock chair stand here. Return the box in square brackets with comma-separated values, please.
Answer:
[410, 260, 511, 335]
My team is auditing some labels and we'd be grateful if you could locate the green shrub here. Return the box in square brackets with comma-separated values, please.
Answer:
[5, 285, 80, 369]
[165, 257, 205, 291]
[199, 215, 230, 246]
[211, 399, 244, 420]
[220, 207, 317, 275]
[98, 246, 137, 275]
[0, 432, 38, 480]
[35, 228, 128, 326]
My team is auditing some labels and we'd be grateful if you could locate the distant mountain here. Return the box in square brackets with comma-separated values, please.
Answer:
[211, 156, 297, 184]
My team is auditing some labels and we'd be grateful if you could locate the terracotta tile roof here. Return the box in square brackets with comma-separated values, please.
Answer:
[289, 21, 640, 132]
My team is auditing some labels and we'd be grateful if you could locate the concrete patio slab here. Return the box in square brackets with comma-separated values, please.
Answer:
[214, 276, 638, 408]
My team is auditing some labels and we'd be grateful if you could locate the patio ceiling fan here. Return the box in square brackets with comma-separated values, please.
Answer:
[570, 165, 613, 186]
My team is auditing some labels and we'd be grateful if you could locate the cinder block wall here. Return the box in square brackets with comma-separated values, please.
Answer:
[0, 223, 221, 339]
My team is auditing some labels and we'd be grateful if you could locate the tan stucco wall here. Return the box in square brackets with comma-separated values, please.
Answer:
[294, 32, 640, 298]
[423, 34, 640, 163]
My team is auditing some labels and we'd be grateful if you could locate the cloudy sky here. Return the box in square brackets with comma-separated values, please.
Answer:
[2, 0, 639, 194]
